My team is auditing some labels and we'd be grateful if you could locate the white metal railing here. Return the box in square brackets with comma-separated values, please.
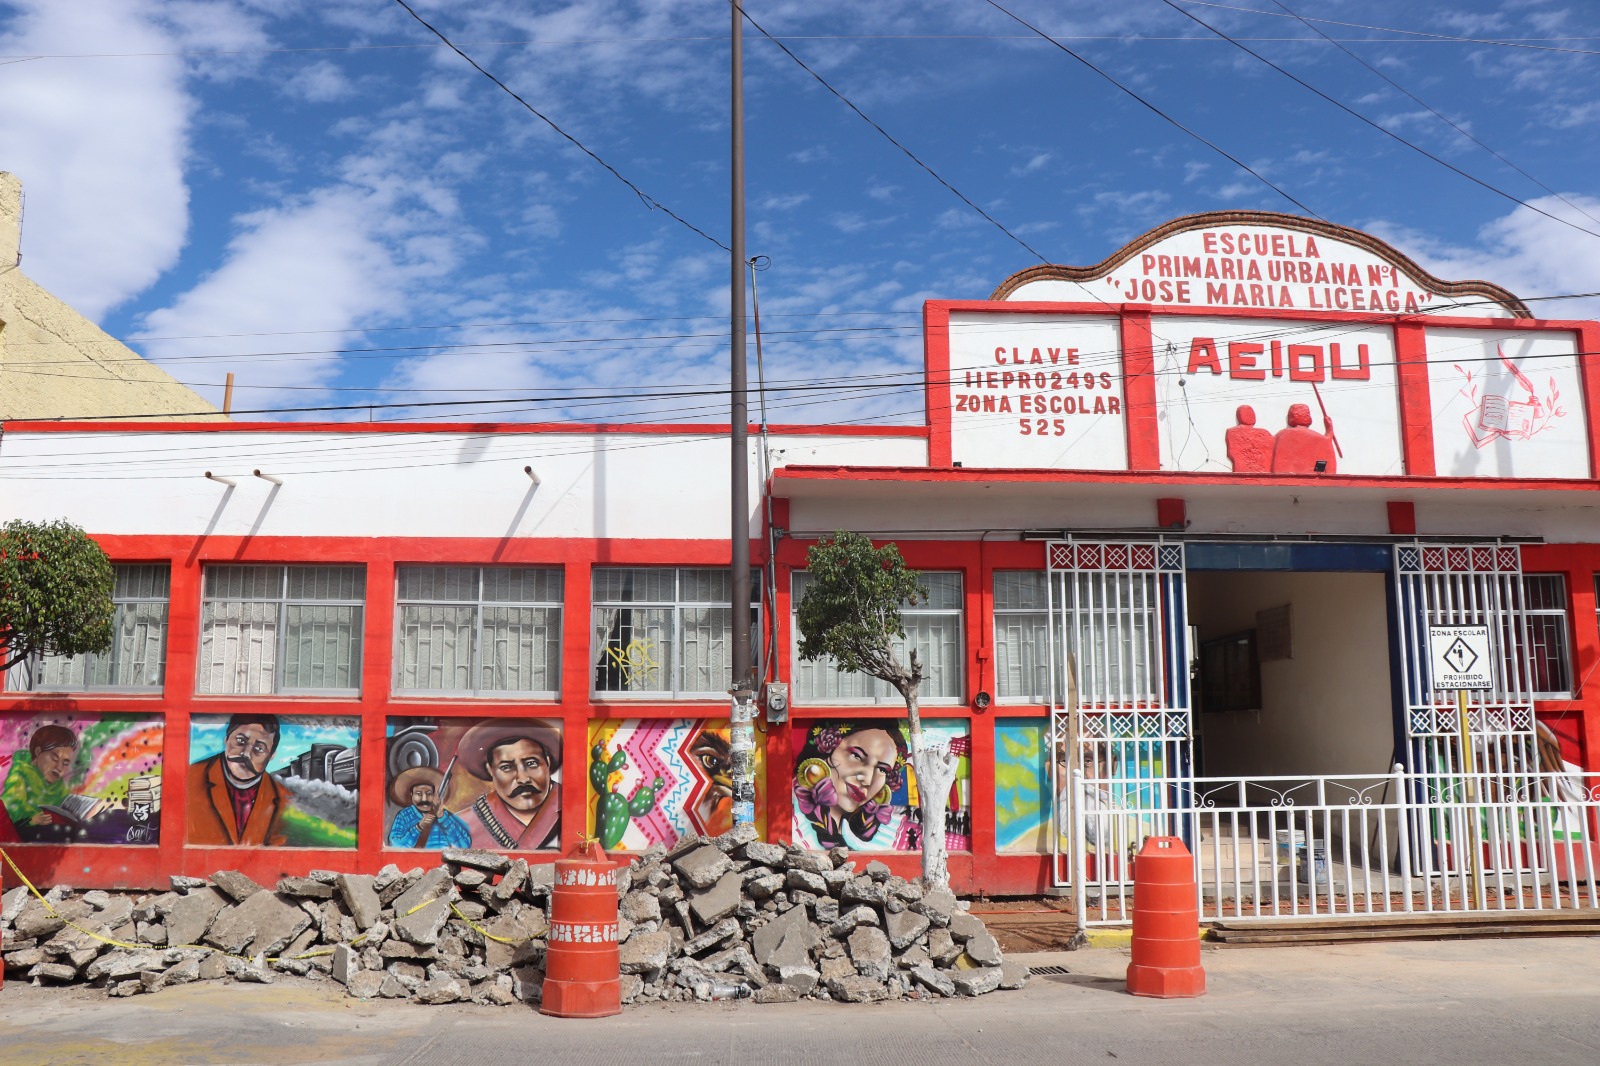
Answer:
[1072, 766, 1600, 926]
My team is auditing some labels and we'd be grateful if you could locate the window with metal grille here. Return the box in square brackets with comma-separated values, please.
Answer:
[1057, 571, 1159, 706]
[395, 566, 563, 697]
[591, 568, 760, 698]
[994, 571, 1050, 703]
[7, 564, 170, 692]
[196, 565, 365, 695]
[791, 570, 963, 704]
[1522, 574, 1571, 697]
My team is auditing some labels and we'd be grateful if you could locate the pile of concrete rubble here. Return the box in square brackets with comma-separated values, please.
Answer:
[0, 827, 1026, 1006]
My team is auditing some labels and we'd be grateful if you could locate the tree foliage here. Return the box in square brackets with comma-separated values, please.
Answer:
[0, 519, 116, 673]
[796, 531, 958, 888]
[795, 531, 927, 698]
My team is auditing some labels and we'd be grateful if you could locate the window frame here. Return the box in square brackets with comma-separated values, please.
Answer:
[992, 570, 1051, 705]
[590, 567, 761, 700]
[6, 563, 171, 694]
[1520, 573, 1572, 699]
[392, 565, 564, 699]
[789, 569, 965, 706]
[196, 564, 366, 697]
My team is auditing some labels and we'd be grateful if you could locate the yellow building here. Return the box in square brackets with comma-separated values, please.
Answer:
[0, 171, 222, 422]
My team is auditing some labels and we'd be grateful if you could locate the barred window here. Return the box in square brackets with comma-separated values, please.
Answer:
[7, 565, 169, 692]
[1522, 574, 1571, 697]
[592, 568, 760, 698]
[1059, 571, 1159, 706]
[791, 571, 963, 703]
[395, 566, 562, 697]
[197, 565, 365, 695]
[994, 571, 1050, 703]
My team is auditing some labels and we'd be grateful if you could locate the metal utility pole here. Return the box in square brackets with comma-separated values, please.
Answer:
[728, 0, 756, 831]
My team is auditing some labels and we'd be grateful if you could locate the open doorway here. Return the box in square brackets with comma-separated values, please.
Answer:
[1187, 568, 1397, 781]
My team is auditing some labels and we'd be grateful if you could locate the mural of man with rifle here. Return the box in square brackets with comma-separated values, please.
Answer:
[385, 763, 470, 849]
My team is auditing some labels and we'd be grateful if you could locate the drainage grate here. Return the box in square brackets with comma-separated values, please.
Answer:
[1028, 965, 1071, 976]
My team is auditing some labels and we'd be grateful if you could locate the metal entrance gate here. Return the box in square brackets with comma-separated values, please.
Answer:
[1056, 538, 1600, 926]
[1047, 539, 1190, 894]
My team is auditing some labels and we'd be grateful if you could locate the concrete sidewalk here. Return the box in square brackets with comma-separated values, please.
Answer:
[2, 937, 1598, 1066]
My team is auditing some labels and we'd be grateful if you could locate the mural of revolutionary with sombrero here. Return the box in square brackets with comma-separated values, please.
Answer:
[385, 718, 562, 851]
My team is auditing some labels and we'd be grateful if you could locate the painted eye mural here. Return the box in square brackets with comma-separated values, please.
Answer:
[586, 719, 766, 850]
[792, 719, 971, 852]
[187, 714, 359, 848]
[0, 713, 164, 845]
[386, 718, 563, 851]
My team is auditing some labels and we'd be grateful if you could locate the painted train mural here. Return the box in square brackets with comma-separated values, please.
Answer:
[187, 714, 359, 848]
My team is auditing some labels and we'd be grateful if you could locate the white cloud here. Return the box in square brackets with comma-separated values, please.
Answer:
[1368, 196, 1600, 321]
[1010, 152, 1052, 177]
[758, 193, 811, 211]
[134, 139, 469, 413]
[281, 59, 356, 103]
[0, 0, 192, 319]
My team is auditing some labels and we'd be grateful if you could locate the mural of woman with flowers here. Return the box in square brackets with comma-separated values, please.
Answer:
[793, 719, 910, 850]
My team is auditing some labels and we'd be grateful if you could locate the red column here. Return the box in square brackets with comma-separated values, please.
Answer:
[1121, 309, 1160, 470]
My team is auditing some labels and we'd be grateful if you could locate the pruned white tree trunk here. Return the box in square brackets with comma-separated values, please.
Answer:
[908, 706, 957, 889]
[898, 648, 956, 889]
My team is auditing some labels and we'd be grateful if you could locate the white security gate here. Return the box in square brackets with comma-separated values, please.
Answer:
[1058, 538, 1600, 927]
[1047, 540, 1191, 898]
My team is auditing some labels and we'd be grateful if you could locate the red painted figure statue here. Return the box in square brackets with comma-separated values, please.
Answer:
[1270, 402, 1337, 474]
[1225, 405, 1274, 472]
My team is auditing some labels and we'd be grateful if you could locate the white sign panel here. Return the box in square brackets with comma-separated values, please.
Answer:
[1428, 625, 1493, 690]
[1427, 329, 1591, 479]
[946, 312, 1127, 470]
[1151, 315, 1403, 475]
[1005, 224, 1514, 317]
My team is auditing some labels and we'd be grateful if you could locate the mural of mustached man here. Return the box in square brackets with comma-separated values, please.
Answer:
[187, 714, 360, 848]
[386, 719, 562, 852]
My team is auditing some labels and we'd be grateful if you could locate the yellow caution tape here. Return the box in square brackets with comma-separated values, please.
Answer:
[0, 847, 360, 964]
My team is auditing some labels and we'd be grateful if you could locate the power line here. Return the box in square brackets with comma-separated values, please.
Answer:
[1159, 0, 1600, 242]
[736, 5, 1050, 264]
[1178, 2, 1600, 57]
[389, 0, 728, 252]
[1267, 0, 1600, 231]
[9, 29, 1600, 62]
[10, 327, 1586, 428]
[979, 0, 1325, 219]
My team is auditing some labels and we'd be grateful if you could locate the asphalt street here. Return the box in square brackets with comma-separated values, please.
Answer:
[0, 937, 1596, 1066]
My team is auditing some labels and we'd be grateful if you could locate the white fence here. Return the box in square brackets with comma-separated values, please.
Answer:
[1072, 766, 1600, 926]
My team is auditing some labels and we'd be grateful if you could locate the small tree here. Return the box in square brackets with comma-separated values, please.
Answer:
[795, 531, 959, 888]
[0, 519, 116, 674]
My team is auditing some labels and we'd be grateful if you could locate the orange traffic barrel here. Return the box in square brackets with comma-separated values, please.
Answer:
[1126, 835, 1205, 998]
[541, 839, 622, 1018]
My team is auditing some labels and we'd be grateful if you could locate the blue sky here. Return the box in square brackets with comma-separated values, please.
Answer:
[3, 1, 1599, 426]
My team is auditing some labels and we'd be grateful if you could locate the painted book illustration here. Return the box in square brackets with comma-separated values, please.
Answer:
[1459, 346, 1565, 447]
[38, 792, 116, 825]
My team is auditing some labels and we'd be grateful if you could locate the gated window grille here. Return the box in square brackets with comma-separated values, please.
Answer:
[791, 570, 963, 703]
[1058, 571, 1161, 707]
[197, 565, 365, 695]
[994, 571, 1050, 703]
[1519, 574, 1571, 698]
[395, 566, 563, 697]
[7, 564, 170, 692]
[591, 568, 759, 698]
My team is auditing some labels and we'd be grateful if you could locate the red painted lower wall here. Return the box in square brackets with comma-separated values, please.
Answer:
[2, 533, 1595, 895]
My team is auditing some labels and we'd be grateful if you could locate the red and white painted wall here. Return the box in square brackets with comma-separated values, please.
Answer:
[2, 211, 1598, 896]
